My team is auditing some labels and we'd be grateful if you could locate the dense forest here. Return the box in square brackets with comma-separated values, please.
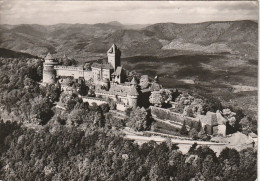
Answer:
[0, 57, 257, 180]
[0, 121, 257, 180]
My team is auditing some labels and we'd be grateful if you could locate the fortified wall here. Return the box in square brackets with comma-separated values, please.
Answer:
[150, 106, 226, 136]
[82, 97, 108, 106]
[54, 66, 93, 80]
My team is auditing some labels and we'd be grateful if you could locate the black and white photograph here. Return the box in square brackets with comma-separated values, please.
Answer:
[0, 0, 258, 180]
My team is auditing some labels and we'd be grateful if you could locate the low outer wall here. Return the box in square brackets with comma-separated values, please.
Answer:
[150, 106, 200, 128]
[82, 97, 108, 106]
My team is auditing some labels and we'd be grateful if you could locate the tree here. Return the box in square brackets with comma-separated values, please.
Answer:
[174, 93, 207, 116]
[149, 89, 172, 107]
[78, 82, 88, 96]
[100, 103, 110, 113]
[201, 155, 220, 180]
[30, 96, 53, 125]
[239, 116, 252, 134]
[189, 128, 198, 140]
[198, 127, 209, 141]
[222, 108, 236, 126]
[126, 107, 150, 131]
[180, 122, 188, 135]
[24, 77, 35, 88]
[219, 148, 240, 180]
[68, 109, 85, 126]
[238, 148, 257, 181]
[183, 106, 193, 117]
[188, 143, 198, 154]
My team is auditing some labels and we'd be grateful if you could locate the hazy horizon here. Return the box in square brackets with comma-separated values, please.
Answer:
[0, 19, 258, 26]
[0, 1, 258, 25]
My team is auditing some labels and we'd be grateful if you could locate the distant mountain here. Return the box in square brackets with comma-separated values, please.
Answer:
[0, 48, 38, 58]
[107, 21, 124, 27]
[0, 20, 257, 60]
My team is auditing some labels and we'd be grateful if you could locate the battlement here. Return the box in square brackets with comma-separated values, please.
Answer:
[54, 66, 83, 71]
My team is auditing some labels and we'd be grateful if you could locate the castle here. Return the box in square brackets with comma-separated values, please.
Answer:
[43, 44, 140, 109]
[43, 44, 228, 136]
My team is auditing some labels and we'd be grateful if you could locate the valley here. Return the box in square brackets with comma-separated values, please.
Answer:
[121, 53, 257, 119]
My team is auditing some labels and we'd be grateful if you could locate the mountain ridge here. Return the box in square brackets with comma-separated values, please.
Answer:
[0, 20, 257, 60]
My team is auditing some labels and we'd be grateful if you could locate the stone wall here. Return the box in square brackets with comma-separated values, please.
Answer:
[55, 66, 93, 81]
[150, 106, 200, 126]
[116, 103, 128, 111]
[55, 67, 83, 79]
[150, 106, 227, 136]
[82, 97, 108, 106]
[92, 67, 111, 84]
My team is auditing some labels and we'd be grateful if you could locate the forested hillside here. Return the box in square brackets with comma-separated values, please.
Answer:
[0, 20, 257, 59]
[0, 120, 257, 181]
[0, 49, 257, 181]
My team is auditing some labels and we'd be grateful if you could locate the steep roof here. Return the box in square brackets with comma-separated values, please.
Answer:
[96, 84, 129, 97]
[45, 52, 54, 60]
[112, 66, 123, 76]
[95, 83, 139, 97]
[130, 77, 138, 85]
[107, 44, 121, 55]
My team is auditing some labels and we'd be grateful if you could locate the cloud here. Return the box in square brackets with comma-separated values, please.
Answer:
[0, 1, 258, 25]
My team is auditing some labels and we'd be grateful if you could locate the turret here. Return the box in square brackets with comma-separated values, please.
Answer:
[43, 53, 58, 84]
[127, 83, 139, 108]
[107, 44, 121, 71]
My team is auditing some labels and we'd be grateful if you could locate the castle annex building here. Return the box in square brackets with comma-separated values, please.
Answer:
[43, 44, 139, 109]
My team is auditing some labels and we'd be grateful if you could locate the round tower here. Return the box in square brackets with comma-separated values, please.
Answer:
[43, 53, 58, 84]
[127, 85, 139, 108]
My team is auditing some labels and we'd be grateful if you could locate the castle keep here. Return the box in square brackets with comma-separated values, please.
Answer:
[43, 44, 139, 108]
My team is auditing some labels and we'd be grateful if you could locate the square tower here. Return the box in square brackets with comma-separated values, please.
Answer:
[107, 44, 121, 71]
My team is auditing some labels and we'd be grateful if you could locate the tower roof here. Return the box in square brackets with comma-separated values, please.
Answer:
[107, 43, 121, 54]
[45, 52, 54, 60]
[112, 66, 123, 76]
[130, 77, 138, 85]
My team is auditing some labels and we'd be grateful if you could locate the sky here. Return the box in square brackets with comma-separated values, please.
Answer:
[0, 1, 258, 25]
